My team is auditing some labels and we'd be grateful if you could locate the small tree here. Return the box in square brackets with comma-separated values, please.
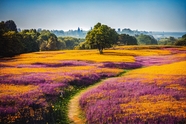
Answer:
[85, 22, 118, 54]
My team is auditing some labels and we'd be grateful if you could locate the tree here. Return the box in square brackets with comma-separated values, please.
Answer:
[0, 31, 24, 57]
[74, 41, 91, 50]
[182, 34, 186, 39]
[136, 34, 157, 45]
[85, 22, 118, 54]
[0, 21, 7, 33]
[46, 36, 58, 50]
[175, 34, 186, 46]
[20, 29, 40, 52]
[158, 37, 177, 45]
[57, 38, 66, 50]
[5, 20, 17, 32]
[37, 30, 58, 51]
[57, 37, 84, 50]
[64, 37, 77, 49]
[118, 34, 138, 45]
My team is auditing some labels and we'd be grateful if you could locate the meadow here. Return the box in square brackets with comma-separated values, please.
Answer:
[0, 46, 186, 123]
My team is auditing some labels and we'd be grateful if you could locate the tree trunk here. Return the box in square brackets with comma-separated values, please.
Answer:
[99, 48, 103, 54]
[97, 44, 103, 54]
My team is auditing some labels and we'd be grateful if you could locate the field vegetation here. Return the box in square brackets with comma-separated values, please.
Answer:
[0, 45, 186, 123]
[1, 20, 186, 124]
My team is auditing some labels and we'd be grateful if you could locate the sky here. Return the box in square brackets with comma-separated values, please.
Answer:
[0, 0, 186, 32]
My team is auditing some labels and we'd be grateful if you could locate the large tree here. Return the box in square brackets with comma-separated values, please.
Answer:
[85, 22, 118, 54]
[5, 20, 17, 32]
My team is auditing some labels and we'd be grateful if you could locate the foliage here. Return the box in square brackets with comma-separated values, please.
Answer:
[182, 34, 186, 39]
[36, 30, 58, 51]
[158, 37, 177, 45]
[20, 29, 39, 52]
[175, 34, 186, 46]
[0, 31, 24, 57]
[0, 21, 40, 57]
[5, 20, 17, 32]
[85, 22, 118, 54]
[118, 34, 138, 45]
[57, 37, 84, 50]
[74, 41, 91, 50]
[57, 38, 66, 49]
[136, 34, 158, 45]
[0, 52, 123, 123]
[0, 46, 185, 123]
[1, 20, 86, 57]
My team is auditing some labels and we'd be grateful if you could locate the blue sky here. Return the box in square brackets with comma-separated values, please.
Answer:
[0, 0, 186, 32]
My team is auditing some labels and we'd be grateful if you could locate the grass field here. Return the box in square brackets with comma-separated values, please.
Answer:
[0, 46, 186, 123]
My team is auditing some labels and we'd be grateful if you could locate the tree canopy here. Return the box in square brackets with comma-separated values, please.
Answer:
[158, 37, 177, 45]
[174, 34, 186, 46]
[5, 20, 17, 32]
[37, 30, 58, 51]
[136, 34, 158, 45]
[118, 34, 138, 45]
[85, 22, 118, 54]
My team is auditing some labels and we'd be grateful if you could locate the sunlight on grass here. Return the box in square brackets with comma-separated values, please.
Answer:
[0, 84, 38, 97]
[120, 95, 186, 120]
[1, 46, 185, 123]
[0, 65, 122, 76]
[128, 61, 186, 75]
[0, 49, 171, 66]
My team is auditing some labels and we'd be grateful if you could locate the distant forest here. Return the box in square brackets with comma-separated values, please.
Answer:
[0, 20, 185, 57]
[51, 28, 186, 40]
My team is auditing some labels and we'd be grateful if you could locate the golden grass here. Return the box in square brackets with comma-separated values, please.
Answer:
[120, 95, 186, 120]
[0, 84, 38, 97]
[128, 61, 186, 75]
[0, 49, 171, 66]
[0, 65, 123, 76]
[113, 45, 182, 49]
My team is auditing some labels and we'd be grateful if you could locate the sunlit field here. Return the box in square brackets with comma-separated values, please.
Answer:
[0, 46, 186, 123]
[80, 61, 186, 123]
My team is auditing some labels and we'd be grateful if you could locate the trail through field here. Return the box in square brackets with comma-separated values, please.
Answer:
[68, 77, 121, 124]
[68, 47, 186, 123]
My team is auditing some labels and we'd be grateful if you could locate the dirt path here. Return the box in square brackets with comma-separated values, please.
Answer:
[68, 78, 113, 124]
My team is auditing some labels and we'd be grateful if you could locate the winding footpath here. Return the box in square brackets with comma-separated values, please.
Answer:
[68, 78, 116, 124]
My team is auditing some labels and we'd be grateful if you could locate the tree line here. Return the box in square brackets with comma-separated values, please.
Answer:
[0, 20, 84, 57]
[1, 20, 185, 56]
[76, 23, 185, 53]
[75, 23, 158, 53]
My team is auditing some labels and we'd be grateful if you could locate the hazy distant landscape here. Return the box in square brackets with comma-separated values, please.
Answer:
[50, 28, 186, 39]
[0, 0, 186, 124]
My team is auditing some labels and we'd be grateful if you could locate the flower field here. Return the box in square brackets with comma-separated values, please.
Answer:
[0, 46, 186, 123]
[0, 65, 123, 123]
[79, 47, 186, 124]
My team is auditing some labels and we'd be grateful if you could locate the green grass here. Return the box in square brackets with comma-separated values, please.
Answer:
[48, 86, 85, 124]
